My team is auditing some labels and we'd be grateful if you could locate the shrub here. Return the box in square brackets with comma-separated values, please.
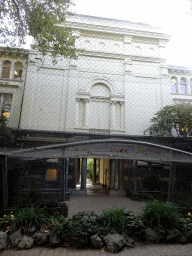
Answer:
[141, 201, 181, 233]
[20, 187, 42, 204]
[14, 206, 47, 229]
[60, 211, 101, 248]
[100, 206, 127, 234]
[123, 209, 145, 238]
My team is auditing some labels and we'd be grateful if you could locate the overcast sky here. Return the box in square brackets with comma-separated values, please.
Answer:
[72, 0, 192, 68]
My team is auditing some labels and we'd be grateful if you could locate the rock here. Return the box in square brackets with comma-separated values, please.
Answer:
[18, 236, 34, 249]
[183, 230, 192, 242]
[125, 241, 134, 248]
[33, 231, 47, 245]
[0, 231, 7, 250]
[49, 234, 61, 247]
[9, 230, 23, 248]
[122, 233, 135, 244]
[177, 233, 188, 244]
[103, 234, 126, 253]
[90, 234, 103, 249]
[166, 229, 180, 242]
[145, 228, 160, 243]
[29, 227, 36, 234]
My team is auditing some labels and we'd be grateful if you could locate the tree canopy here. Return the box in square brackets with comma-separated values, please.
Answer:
[144, 102, 192, 137]
[0, 0, 77, 62]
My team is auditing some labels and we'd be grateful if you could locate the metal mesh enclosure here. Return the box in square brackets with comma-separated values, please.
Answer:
[1, 9, 192, 207]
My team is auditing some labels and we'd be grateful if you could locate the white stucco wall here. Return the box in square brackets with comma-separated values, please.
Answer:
[18, 14, 175, 136]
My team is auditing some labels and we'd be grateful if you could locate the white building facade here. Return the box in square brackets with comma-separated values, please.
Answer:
[1, 15, 192, 136]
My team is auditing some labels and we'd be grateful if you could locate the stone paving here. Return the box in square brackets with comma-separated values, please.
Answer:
[2, 243, 192, 256]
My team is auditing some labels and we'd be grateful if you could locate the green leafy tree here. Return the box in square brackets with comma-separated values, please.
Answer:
[144, 102, 192, 137]
[0, 0, 77, 62]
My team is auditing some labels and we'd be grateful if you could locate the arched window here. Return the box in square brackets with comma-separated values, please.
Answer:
[171, 77, 177, 93]
[14, 61, 23, 80]
[180, 77, 187, 94]
[190, 79, 192, 94]
[1, 60, 11, 79]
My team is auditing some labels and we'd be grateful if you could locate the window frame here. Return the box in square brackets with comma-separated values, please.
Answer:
[1, 60, 11, 79]
[45, 168, 58, 181]
[171, 76, 177, 94]
[14, 61, 23, 80]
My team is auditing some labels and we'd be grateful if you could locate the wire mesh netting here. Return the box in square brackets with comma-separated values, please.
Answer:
[1, 10, 192, 204]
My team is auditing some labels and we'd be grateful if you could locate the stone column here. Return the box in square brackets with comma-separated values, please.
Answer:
[83, 100, 89, 128]
[109, 159, 116, 195]
[76, 158, 80, 184]
[10, 64, 15, 79]
[75, 99, 79, 127]
[93, 159, 97, 185]
[80, 158, 87, 194]
[120, 103, 125, 130]
[110, 102, 116, 130]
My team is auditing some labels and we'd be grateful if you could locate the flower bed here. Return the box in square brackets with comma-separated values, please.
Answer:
[0, 202, 192, 253]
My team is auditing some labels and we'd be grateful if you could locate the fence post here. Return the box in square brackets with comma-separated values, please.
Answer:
[167, 162, 176, 202]
[81, 158, 87, 191]
[133, 160, 137, 193]
[61, 158, 65, 202]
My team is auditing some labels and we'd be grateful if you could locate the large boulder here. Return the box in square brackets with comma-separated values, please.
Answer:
[183, 229, 192, 242]
[177, 233, 188, 244]
[166, 229, 180, 242]
[145, 228, 161, 243]
[33, 231, 47, 245]
[9, 230, 23, 248]
[103, 234, 126, 253]
[18, 236, 34, 249]
[49, 234, 61, 247]
[122, 233, 135, 247]
[90, 234, 103, 249]
[0, 231, 7, 250]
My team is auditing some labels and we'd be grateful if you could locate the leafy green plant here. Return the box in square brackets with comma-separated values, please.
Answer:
[65, 211, 100, 248]
[100, 206, 127, 233]
[15, 206, 47, 229]
[21, 187, 42, 204]
[123, 209, 145, 237]
[144, 102, 192, 137]
[141, 201, 181, 233]
[2, 212, 16, 231]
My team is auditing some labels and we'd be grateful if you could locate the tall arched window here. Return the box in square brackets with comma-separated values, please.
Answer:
[89, 83, 111, 130]
[190, 79, 192, 94]
[180, 77, 187, 94]
[1, 60, 11, 79]
[171, 77, 177, 93]
[14, 61, 23, 80]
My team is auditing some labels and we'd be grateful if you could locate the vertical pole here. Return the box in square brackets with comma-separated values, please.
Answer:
[167, 162, 176, 202]
[119, 159, 124, 192]
[133, 160, 137, 193]
[61, 158, 64, 202]
[81, 158, 87, 191]
[2, 155, 8, 209]
[65, 158, 68, 195]
[110, 159, 115, 190]
[93, 158, 97, 184]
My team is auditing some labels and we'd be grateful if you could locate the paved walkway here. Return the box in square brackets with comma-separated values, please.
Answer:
[2, 242, 192, 255]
